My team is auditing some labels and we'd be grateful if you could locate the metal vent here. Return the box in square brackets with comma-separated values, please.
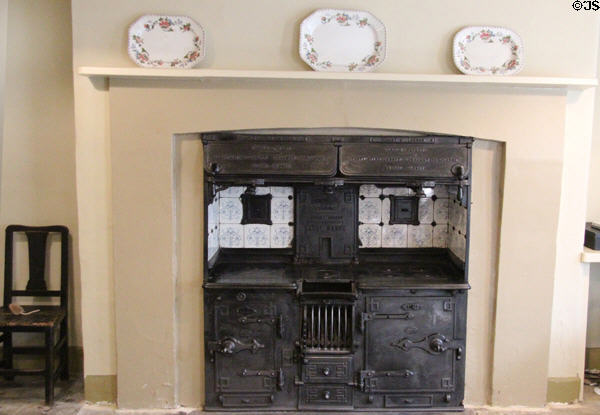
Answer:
[302, 304, 353, 352]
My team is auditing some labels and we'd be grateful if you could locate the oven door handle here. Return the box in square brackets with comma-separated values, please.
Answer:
[391, 333, 463, 359]
[208, 337, 265, 355]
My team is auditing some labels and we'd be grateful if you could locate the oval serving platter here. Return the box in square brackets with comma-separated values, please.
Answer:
[128, 15, 205, 68]
[299, 9, 386, 72]
[453, 26, 523, 75]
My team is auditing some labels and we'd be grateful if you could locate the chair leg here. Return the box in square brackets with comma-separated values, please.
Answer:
[3, 331, 14, 381]
[60, 319, 68, 380]
[45, 329, 55, 406]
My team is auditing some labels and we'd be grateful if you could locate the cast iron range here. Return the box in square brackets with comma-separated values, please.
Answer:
[202, 129, 471, 411]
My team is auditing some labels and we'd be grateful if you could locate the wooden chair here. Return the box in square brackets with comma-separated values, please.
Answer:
[0, 225, 69, 405]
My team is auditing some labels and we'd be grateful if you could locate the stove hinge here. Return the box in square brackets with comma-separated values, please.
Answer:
[241, 367, 285, 390]
[238, 313, 285, 338]
[360, 311, 415, 332]
[359, 370, 415, 393]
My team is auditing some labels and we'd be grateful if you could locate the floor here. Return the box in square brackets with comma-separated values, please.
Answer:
[0, 376, 83, 415]
[0, 380, 598, 415]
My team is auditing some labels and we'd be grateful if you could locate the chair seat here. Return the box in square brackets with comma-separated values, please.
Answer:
[0, 306, 66, 328]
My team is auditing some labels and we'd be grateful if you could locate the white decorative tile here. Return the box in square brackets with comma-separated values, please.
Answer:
[359, 198, 382, 224]
[382, 187, 412, 196]
[244, 224, 270, 248]
[381, 198, 390, 223]
[359, 224, 382, 248]
[208, 197, 219, 226]
[422, 188, 434, 198]
[448, 228, 456, 249]
[433, 185, 449, 198]
[254, 186, 271, 195]
[449, 199, 459, 226]
[433, 198, 449, 224]
[219, 197, 243, 223]
[271, 198, 293, 223]
[418, 198, 434, 224]
[271, 225, 293, 248]
[459, 234, 466, 261]
[220, 224, 244, 248]
[449, 229, 466, 262]
[270, 186, 293, 198]
[207, 248, 218, 262]
[219, 186, 246, 198]
[408, 225, 433, 248]
[449, 229, 458, 253]
[208, 224, 219, 261]
[455, 204, 467, 235]
[382, 224, 407, 248]
[447, 186, 458, 201]
[360, 185, 381, 197]
[433, 225, 448, 248]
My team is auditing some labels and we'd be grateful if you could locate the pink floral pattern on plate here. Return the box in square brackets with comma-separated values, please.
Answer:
[300, 9, 386, 72]
[128, 15, 205, 68]
[453, 26, 523, 75]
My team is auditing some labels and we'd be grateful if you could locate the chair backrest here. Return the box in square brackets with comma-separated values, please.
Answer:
[3, 225, 69, 308]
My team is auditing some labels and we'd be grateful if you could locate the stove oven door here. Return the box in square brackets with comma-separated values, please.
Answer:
[207, 291, 290, 408]
[359, 291, 465, 409]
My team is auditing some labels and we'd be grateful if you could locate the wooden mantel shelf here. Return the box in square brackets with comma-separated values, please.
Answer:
[78, 66, 598, 89]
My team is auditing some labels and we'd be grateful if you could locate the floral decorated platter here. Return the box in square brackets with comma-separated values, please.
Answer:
[453, 26, 523, 75]
[128, 15, 205, 68]
[299, 9, 386, 72]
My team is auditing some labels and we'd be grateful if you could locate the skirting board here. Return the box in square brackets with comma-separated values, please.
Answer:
[85, 375, 117, 404]
[546, 376, 580, 403]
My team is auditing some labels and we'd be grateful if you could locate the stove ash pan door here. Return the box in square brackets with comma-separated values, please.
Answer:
[359, 292, 466, 408]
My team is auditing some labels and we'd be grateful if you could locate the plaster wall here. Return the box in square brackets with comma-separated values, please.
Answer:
[0, 0, 80, 346]
[586, 25, 600, 353]
[548, 88, 595, 399]
[0, 0, 6, 187]
[70, 0, 599, 408]
[589, 270, 600, 349]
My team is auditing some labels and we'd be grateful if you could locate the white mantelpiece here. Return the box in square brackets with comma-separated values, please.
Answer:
[79, 66, 597, 89]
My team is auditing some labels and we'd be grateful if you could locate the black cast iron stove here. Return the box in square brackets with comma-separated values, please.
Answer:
[202, 128, 471, 411]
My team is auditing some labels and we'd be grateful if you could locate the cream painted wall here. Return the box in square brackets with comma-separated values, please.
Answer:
[71, 0, 598, 75]
[589, 269, 600, 348]
[0, 0, 6, 188]
[586, 35, 600, 351]
[70, 0, 599, 407]
[0, 0, 80, 345]
[548, 89, 595, 396]
[71, 2, 116, 380]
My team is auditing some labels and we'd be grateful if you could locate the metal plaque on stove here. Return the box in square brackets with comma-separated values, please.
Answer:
[340, 144, 468, 177]
[204, 142, 337, 176]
